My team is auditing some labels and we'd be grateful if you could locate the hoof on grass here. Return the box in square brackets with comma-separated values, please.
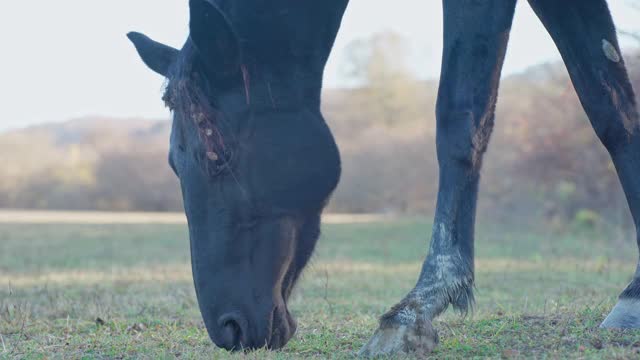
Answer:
[601, 298, 640, 329]
[358, 318, 438, 358]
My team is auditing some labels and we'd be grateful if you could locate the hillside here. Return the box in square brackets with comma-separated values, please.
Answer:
[0, 117, 177, 211]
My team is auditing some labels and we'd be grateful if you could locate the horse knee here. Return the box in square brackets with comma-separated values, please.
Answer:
[578, 67, 640, 154]
[589, 102, 640, 155]
[436, 108, 494, 170]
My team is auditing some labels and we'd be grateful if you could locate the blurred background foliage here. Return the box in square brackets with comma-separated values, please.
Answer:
[1, 30, 639, 231]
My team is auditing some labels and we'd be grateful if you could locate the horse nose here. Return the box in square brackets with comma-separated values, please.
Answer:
[217, 313, 247, 351]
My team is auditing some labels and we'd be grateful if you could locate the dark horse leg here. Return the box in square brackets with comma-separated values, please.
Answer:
[528, 0, 640, 328]
[359, 0, 517, 356]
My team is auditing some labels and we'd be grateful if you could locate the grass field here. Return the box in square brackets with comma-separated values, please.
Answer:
[2, 218, 640, 359]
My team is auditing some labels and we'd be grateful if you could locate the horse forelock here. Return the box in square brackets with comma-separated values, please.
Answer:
[163, 43, 231, 175]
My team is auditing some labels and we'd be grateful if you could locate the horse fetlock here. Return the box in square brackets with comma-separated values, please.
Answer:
[411, 273, 475, 319]
[416, 241, 476, 316]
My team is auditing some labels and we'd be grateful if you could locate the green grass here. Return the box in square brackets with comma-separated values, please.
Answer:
[1, 220, 640, 358]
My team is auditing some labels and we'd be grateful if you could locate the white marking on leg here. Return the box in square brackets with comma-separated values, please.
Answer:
[602, 39, 621, 63]
[426, 224, 468, 284]
[397, 307, 417, 323]
[390, 221, 474, 322]
[438, 222, 447, 241]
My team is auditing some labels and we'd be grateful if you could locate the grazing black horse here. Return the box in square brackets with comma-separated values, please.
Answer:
[128, 0, 640, 356]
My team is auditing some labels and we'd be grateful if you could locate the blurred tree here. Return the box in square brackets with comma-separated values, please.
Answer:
[340, 32, 426, 128]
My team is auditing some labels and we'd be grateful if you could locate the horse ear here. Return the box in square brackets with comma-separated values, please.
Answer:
[189, 0, 241, 78]
[127, 32, 178, 77]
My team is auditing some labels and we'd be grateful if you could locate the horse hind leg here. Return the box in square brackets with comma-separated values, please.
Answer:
[358, 0, 517, 357]
[528, 0, 640, 328]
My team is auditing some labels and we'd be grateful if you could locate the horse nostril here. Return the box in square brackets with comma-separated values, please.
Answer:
[221, 321, 241, 350]
[217, 313, 246, 351]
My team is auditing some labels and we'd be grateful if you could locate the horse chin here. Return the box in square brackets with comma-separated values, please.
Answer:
[266, 304, 297, 350]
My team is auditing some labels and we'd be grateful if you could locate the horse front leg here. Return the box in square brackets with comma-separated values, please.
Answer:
[359, 0, 517, 356]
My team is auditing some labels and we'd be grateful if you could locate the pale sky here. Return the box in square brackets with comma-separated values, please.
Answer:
[0, 1, 638, 131]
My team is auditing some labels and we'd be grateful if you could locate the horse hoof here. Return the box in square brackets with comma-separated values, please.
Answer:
[358, 318, 438, 358]
[600, 298, 640, 329]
